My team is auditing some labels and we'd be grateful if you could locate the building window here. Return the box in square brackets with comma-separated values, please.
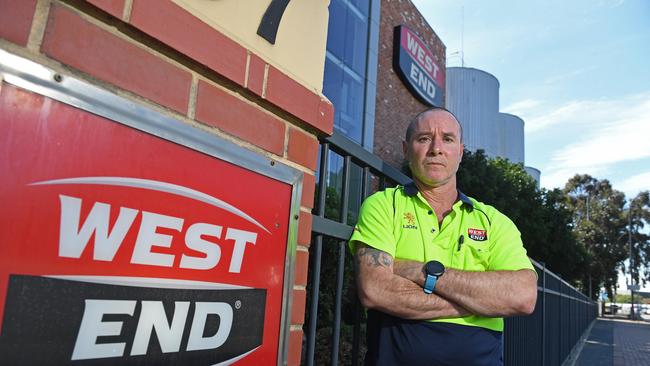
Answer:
[323, 0, 372, 145]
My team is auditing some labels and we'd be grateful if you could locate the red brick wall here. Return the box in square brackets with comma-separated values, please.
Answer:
[374, 0, 446, 169]
[0, 1, 330, 364]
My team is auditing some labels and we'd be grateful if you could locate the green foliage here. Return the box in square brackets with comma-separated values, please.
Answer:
[305, 185, 365, 365]
[615, 293, 632, 303]
[614, 293, 650, 304]
[562, 175, 650, 299]
[563, 174, 630, 299]
[457, 150, 584, 282]
[627, 191, 650, 286]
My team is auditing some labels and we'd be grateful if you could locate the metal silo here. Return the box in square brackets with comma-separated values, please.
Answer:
[445, 67, 500, 158]
[525, 166, 541, 187]
[498, 113, 525, 164]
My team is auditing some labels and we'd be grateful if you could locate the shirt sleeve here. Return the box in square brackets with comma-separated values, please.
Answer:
[486, 210, 536, 274]
[348, 190, 397, 257]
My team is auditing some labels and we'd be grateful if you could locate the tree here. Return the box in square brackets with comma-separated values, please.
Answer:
[457, 150, 584, 282]
[627, 191, 650, 287]
[533, 188, 587, 282]
[563, 174, 628, 299]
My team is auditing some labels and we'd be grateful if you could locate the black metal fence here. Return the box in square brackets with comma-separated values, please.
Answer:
[504, 259, 597, 366]
[304, 132, 597, 366]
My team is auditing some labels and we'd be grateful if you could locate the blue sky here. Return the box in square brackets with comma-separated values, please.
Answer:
[411, 0, 650, 201]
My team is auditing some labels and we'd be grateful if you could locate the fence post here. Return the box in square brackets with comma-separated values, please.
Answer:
[541, 262, 546, 366]
[330, 156, 352, 365]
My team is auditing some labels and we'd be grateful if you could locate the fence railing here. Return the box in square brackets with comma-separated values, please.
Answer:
[504, 259, 598, 366]
[304, 132, 597, 366]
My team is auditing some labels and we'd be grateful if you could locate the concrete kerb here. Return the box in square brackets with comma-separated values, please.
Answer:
[562, 319, 597, 366]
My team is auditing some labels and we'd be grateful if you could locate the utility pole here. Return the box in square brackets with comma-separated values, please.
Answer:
[461, 6, 464, 67]
[629, 209, 635, 319]
[587, 194, 592, 299]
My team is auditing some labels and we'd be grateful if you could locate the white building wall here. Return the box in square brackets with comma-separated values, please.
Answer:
[525, 166, 541, 187]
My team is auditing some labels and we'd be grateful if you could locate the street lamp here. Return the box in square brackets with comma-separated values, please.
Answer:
[584, 193, 593, 300]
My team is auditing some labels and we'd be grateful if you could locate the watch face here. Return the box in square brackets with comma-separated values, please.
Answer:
[426, 261, 445, 276]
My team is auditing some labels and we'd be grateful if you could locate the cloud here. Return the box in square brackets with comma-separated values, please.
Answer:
[597, 0, 625, 9]
[543, 66, 597, 85]
[505, 99, 606, 133]
[550, 114, 650, 169]
[502, 99, 541, 115]
[510, 92, 650, 133]
[615, 171, 650, 198]
[538, 93, 650, 189]
[541, 166, 609, 192]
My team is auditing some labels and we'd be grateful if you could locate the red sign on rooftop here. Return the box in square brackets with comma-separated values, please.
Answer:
[393, 25, 444, 107]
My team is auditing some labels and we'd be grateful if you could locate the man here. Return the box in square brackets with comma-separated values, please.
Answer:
[349, 107, 537, 366]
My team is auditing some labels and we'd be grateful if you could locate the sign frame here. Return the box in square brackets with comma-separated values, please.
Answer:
[0, 49, 301, 366]
[392, 24, 444, 107]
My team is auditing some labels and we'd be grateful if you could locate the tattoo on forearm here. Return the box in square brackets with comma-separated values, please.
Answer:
[357, 246, 393, 267]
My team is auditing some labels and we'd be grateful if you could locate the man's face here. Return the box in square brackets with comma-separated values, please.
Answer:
[403, 110, 464, 188]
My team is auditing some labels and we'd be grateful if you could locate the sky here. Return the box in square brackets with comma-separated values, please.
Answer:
[411, 0, 650, 294]
[411, 0, 650, 201]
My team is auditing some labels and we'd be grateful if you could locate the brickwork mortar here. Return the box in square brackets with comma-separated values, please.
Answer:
[1, 1, 324, 362]
[375, 0, 447, 169]
[27, 0, 50, 51]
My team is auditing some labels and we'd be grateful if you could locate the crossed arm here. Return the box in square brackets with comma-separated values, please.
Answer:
[355, 243, 537, 319]
[355, 244, 469, 320]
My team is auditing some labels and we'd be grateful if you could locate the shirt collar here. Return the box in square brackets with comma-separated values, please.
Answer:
[457, 191, 474, 208]
[403, 181, 419, 197]
[403, 181, 474, 209]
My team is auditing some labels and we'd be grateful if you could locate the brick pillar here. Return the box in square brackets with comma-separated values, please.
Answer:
[0, 0, 332, 364]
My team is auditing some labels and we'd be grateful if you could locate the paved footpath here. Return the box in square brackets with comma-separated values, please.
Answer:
[576, 317, 650, 366]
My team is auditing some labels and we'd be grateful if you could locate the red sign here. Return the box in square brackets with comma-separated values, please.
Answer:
[0, 83, 293, 365]
[393, 25, 444, 107]
[399, 27, 442, 84]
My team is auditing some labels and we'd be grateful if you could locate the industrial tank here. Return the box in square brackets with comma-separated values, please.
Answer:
[445, 67, 500, 158]
[497, 113, 525, 164]
[525, 166, 541, 187]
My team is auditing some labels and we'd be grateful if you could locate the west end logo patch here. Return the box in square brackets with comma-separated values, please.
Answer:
[468, 228, 487, 241]
[403, 212, 417, 229]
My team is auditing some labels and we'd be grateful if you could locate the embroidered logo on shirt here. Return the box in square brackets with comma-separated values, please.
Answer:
[468, 228, 487, 241]
[403, 212, 418, 229]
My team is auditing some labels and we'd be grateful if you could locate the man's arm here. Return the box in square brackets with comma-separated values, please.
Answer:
[394, 260, 537, 317]
[355, 243, 470, 320]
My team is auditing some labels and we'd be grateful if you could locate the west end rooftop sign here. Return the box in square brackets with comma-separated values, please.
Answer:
[393, 25, 444, 107]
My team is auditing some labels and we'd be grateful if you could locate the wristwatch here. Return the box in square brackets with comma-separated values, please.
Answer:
[423, 260, 445, 294]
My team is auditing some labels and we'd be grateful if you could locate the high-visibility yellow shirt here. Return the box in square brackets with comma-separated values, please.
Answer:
[349, 183, 535, 332]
